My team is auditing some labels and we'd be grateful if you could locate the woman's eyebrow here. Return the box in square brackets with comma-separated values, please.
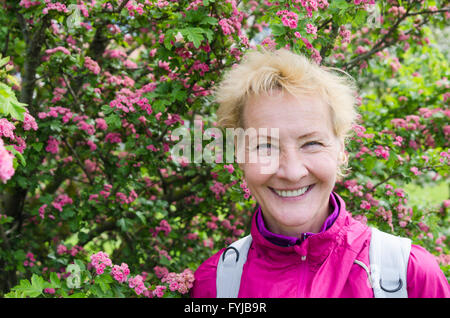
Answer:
[298, 132, 323, 139]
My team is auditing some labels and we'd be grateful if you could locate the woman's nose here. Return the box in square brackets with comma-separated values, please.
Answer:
[276, 149, 308, 182]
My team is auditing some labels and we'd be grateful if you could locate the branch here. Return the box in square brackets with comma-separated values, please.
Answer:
[369, 164, 447, 193]
[344, 5, 414, 71]
[320, 20, 339, 62]
[406, 7, 450, 17]
[62, 74, 82, 113]
[61, 136, 94, 185]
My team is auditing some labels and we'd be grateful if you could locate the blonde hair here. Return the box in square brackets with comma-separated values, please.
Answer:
[214, 48, 359, 179]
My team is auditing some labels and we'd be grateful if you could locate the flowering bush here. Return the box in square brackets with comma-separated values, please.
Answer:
[0, 0, 448, 297]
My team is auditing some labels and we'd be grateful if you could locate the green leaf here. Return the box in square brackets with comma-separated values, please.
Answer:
[160, 255, 171, 266]
[180, 28, 204, 48]
[164, 29, 176, 49]
[101, 104, 113, 115]
[135, 211, 147, 225]
[31, 142, 43, 152]
[105, 114, 121, 129]
[117, 218, 133, 231]
[0, 82, 27, 121]
[0, 56, 10, 68]
[271, 24, 286, 37]
[352, 10, 368, 27]
[200, 16, 218, 26]
[50, 272, 61, 288]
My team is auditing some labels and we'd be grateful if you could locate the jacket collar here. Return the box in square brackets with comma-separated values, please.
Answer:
[250, 191, 350, 266]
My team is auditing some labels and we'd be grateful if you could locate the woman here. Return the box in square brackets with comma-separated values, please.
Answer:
[191, 49, 449, 298]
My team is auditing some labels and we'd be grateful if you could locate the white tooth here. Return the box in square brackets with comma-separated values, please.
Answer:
[276, 186, 309, 197]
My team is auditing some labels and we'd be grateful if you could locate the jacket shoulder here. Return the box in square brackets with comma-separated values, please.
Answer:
[407, 244, 450, 298]
[190, 248, 225, 298]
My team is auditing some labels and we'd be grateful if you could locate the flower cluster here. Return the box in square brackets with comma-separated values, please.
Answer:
[51, 194, 73, 212]
[111, 263, 130, 283]
[160, 269, 195, 295]
[45, 136, 60, 154]
[209, 180, 226, 200]
[240, 180, 251, 200]
[84, 57, 101, 75]
[0, 138, 14, 183]
[23, 252, 36, 267]
[90, 251, 112, 275]
[277, 10, 299, 29]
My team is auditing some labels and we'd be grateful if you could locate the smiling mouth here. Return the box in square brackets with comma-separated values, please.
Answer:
[270, 185, 313, 198]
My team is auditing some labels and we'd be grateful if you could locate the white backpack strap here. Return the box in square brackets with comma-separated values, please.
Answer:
[369, 227, 411, 298]
[216, 235, 252, 298]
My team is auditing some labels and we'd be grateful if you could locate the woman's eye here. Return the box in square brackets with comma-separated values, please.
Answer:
[305, 141, 322, 147]
[257, 143, 272, 150]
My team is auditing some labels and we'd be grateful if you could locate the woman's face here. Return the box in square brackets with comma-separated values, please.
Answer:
[240, 91, 343, 237]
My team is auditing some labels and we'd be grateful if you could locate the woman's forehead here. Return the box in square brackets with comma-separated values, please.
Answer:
[242, 92, 334, 132]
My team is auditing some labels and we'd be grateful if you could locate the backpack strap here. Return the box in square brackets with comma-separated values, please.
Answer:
[216, 234, 252, 298]
[369, 227, 411, 298]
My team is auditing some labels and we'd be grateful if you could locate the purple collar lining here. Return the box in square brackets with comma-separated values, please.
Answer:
[256, 192, 340, 247]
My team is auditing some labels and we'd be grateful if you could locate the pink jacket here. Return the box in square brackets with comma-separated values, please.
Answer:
[191, 193, 450, 298]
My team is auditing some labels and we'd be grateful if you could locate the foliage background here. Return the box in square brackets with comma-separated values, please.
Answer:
[0, 0, 448, 297]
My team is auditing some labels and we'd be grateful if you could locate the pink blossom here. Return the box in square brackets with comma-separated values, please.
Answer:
[191, 60, 209, 76]
[339, 26, 351, 44]
[0, 118, 16, 140]
[394, 188, 405, 198]
[277, 10, 298, 29]
[224, 164, 234, 174]
[154, 266, 169, 279]
[90, 251, 112, 275]
[410, 166, 422, 176]
[85, 159, 98, 173]
[38, 204, 47, 219]
[45, 136, 60, 154]
[0, 139, 15, 184]
[57, 244, 67, 255]
[393, 135, 403, 146]
[153, 285, 166, 298]
[77, 120, 95, 135]
[84, 56, 101, 75]
[23, 113, 38, 131]
[86, 140, 97, 151]
[42, 1, 68, 14]
[374, 145, 390, 160]
[45, 46, 71, 56]
[105, 132, 122, 144]
[44, 288, 55, 294]
[306, 23, 317, 35]
[111, 263, 130, 283]
[360, 200, 371, 210]
[219, 18, 235, 35]
[51, 194, 73, 212]
[19, 0, 41, 9]
[210, 181, 226, 199]
[123, 59, 138, 69]
[160, 268, 195, 295]
[155, 219, 172, 236]
[261, 37, 277, 50]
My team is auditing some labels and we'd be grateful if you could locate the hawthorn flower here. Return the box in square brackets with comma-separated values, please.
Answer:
[0, 138, 15, 183]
